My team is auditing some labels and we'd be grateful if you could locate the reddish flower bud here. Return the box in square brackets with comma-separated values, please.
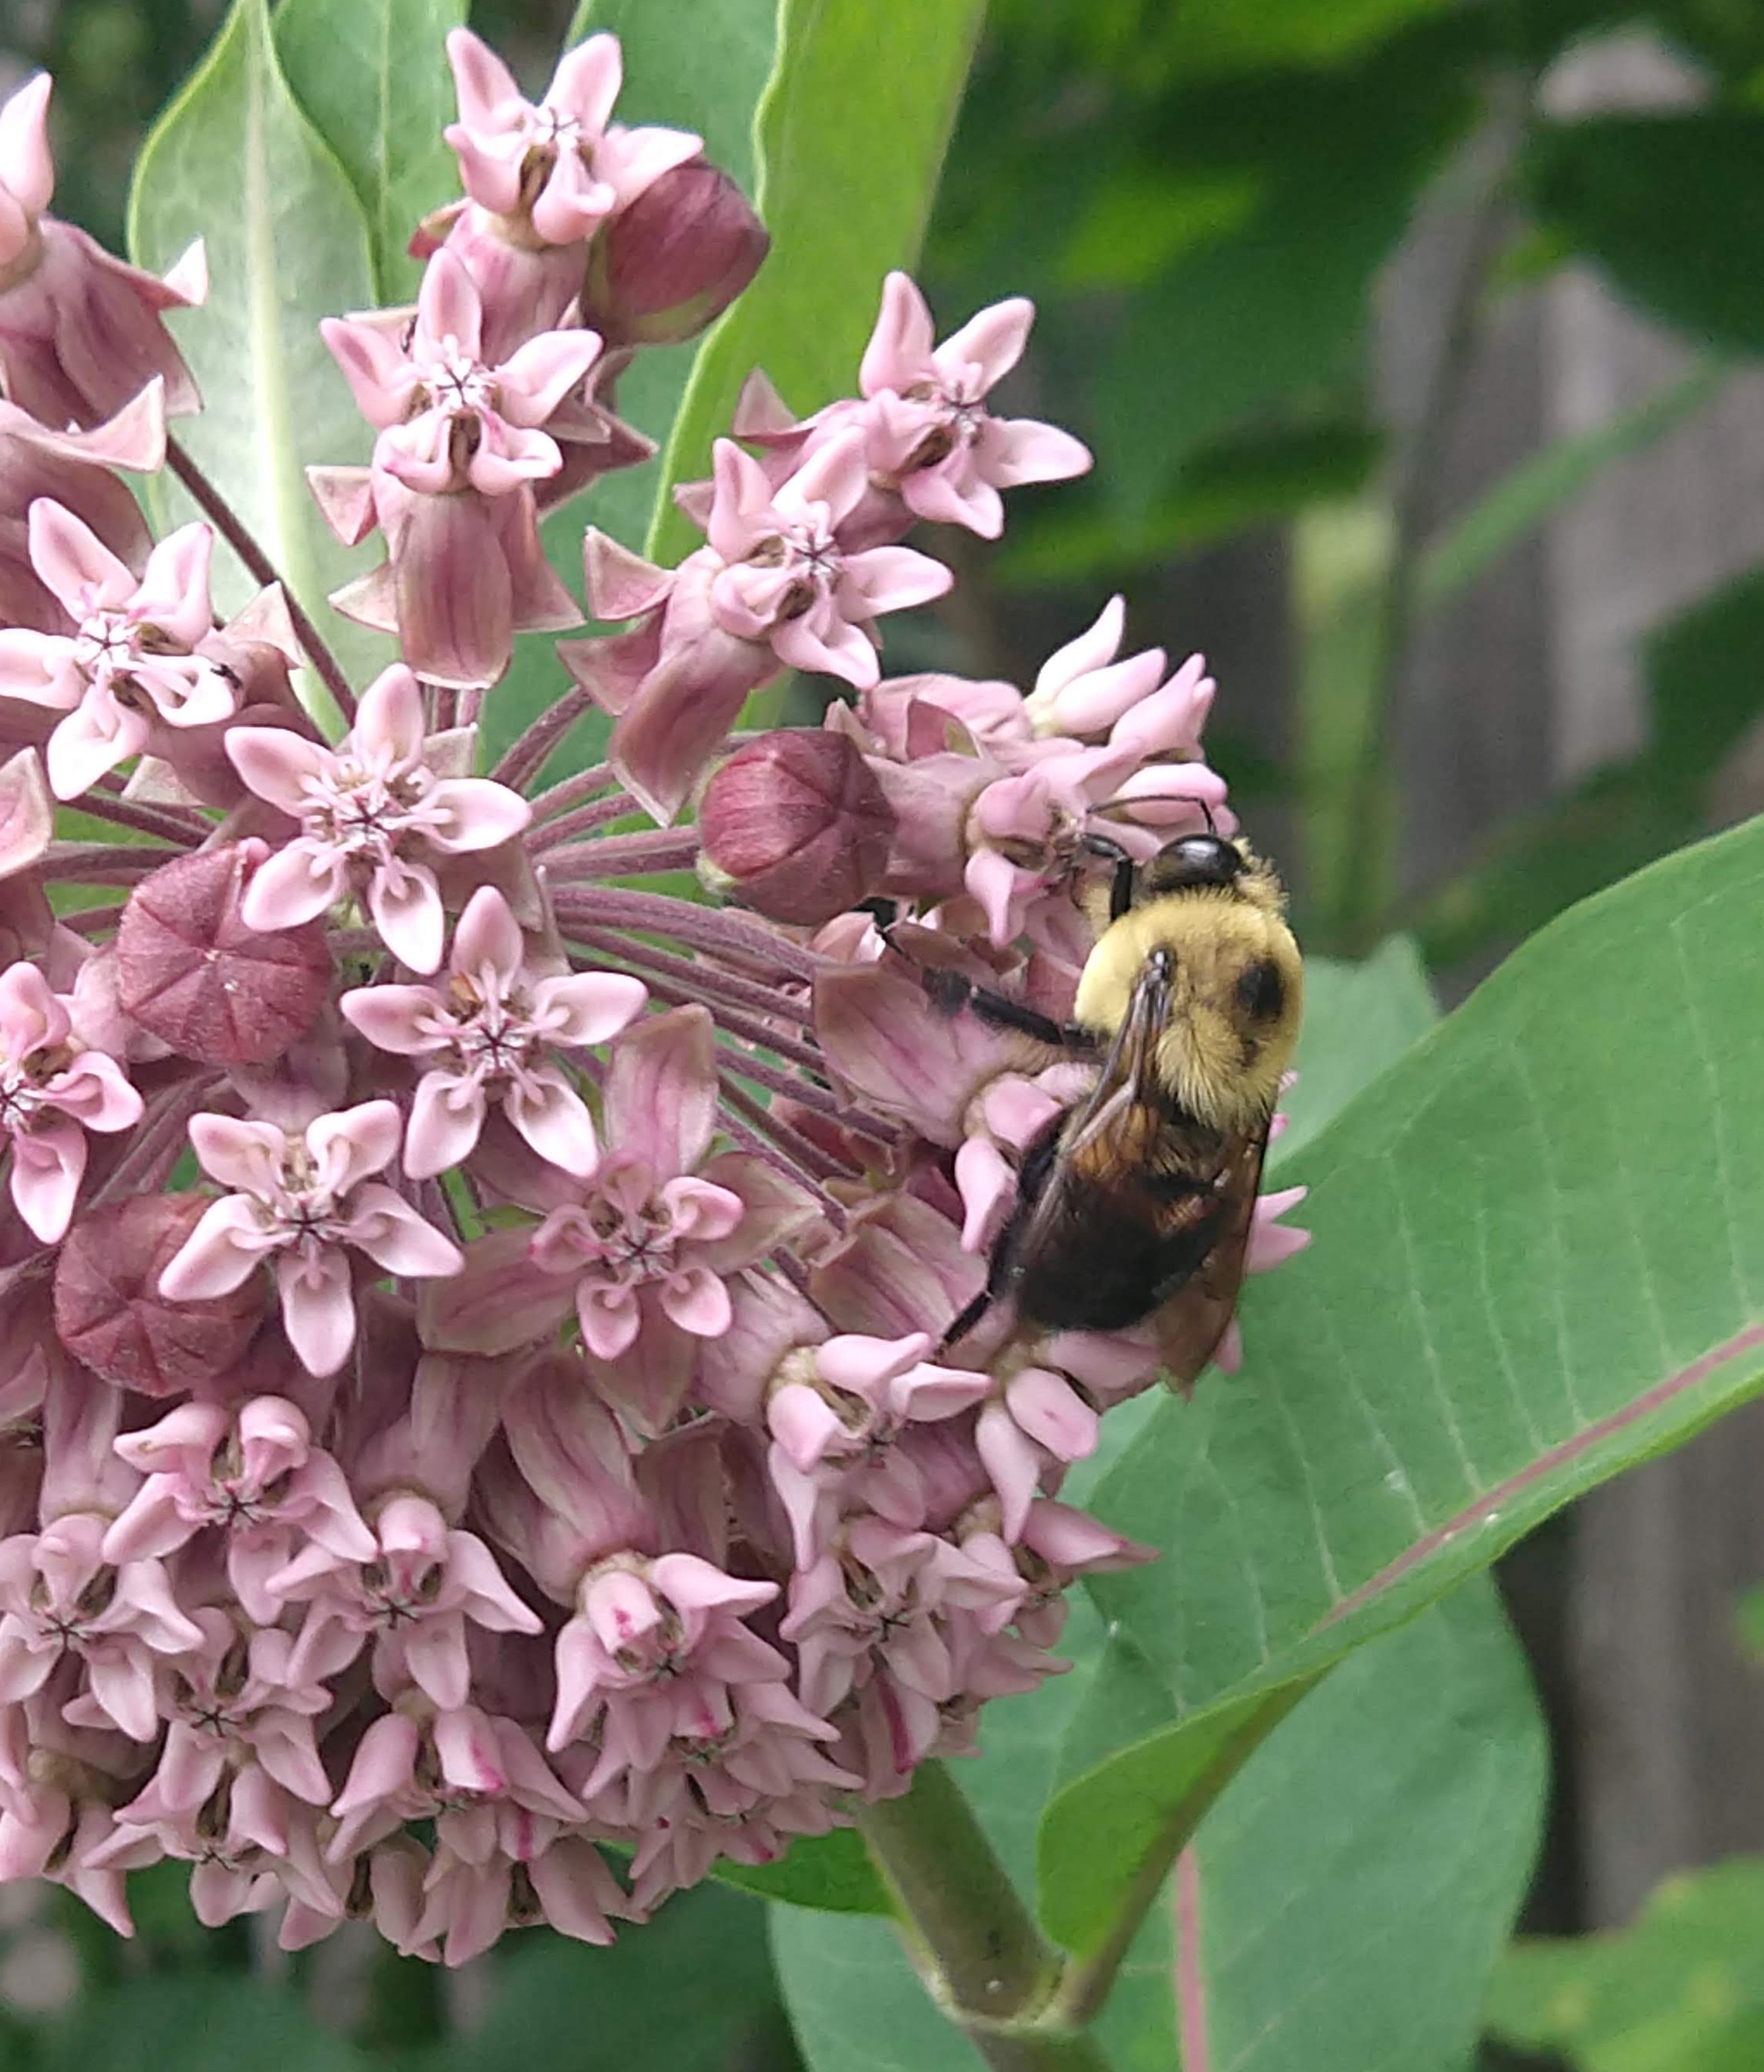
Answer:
[115, 840, 332, 1065]
[54, 1195, 265, 1395]
[581, 160, 768, 348]
[698, 730, 894, 926]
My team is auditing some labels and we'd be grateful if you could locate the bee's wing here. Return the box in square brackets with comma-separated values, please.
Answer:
[1151, 1117, 1272, 1396]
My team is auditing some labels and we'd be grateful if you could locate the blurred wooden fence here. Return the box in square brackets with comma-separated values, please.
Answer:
[1392, 33, 1764, 1930]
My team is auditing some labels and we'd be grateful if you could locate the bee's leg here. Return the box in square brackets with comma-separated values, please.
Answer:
[938, 1284, 996, 1355]
[886, 947, 1099, 1054]
[1080, 833, 1137, 922]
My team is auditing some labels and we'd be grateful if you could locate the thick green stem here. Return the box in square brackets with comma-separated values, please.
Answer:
[856, 1762, 1114, 2072]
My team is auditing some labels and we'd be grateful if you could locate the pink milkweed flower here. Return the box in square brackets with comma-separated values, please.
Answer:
[765, 1333, 992, 1566]
[0, 959, 142, 1241]
[528, 1004, 817, 1432]
[0, 382, 163, 632]
[1020, 596, 1215, 758]
[226, 663, 532, 973]
[0, 1512, 204, 1741]
[545, 1549, 786, 1756]
[321, 250, 605, 499]
[341, 886, 646, 1179]
[782, 1516, 1022, 1779]
[443, 28, 702, 247]
[327, 1703, 581, 1864]
[272, 1490, 542, 1711]
[851, 272, 1091, 537]
[974, 1367, 1100, 1544]
[702, 433, 950, 688]
[0, 72, 205, 429]
[157, 1103, 464, 1377]
[964, 745, 1230, 948]
[121, 1608, 334, 1815]
[91, 1765, 340, 1930]
[958, 1496, 1154, 1647]
[623, 1781, 840, 1913]
[0, 502, 233, 800]
[410, 1822, 629, 1967]
[565, 438, 950, 824]
[103, 1397, 377, 1624]
[281, 1833, 432, 1958]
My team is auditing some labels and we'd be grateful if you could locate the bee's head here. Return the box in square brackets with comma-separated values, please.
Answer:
[1143, 831, 1246, 897]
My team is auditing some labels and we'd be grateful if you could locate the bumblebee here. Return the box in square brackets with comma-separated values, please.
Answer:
[911, 824, 1303, 1389]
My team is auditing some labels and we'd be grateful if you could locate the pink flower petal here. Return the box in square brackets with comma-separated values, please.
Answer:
[275, 1247, 358, 1377]
[935, 296, 1034, 391]
[530, 970, 647, 1048]
[368, 857, 445, 974]
[159, 1195, 275, 1300]
[406, 1071, 487, 1178]
[343, 1184, 464, 1277]
[859, 271, 936, 396]
[657, 1265, 731, 1338]
[240, 837, 347, 932]
[604, 1003, 717, 1181]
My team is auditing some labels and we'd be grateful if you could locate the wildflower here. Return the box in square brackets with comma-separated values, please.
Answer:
[158, 1104, 463, 1376]
[341, 885, 645, 1178]
[227, 664, 530, 972]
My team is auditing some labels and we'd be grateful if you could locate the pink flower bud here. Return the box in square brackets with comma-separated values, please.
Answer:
[116, 841, 332, 1066]
[53, 1195, 266, 1395]
[698, 730, 894, 926]
[581, 159, 768, 348]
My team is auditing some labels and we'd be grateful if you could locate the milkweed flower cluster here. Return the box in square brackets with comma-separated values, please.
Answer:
[0, 32, 1307, 1965]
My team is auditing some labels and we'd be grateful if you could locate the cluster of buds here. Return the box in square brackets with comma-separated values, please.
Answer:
[0, 29, 1306, 1965]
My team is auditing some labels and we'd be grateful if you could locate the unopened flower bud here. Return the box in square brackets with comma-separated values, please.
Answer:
[54, 1195, 266, 1395]
[698, 730, 894, 926]
[116, 840, 332, 1066]
[581, 159, 768, 348]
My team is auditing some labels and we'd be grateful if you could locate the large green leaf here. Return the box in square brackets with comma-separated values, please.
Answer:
[1174, 1580, 1543, 2072]
[128, 0, 387, 705]
[272, 0, 463, 303]
[479, 0, 779, 772]
[1039, 811, 1764, 1956]
[1528, 114, 1764, 355]
[1487, 1860, 1764, 2072]
[645, 0, 988, 566]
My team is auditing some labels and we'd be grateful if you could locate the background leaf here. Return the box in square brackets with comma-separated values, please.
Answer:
[414, 1882, 797, 2072]
[32, 1978, 366, 2072]
[272, 0, 463, 304]
[645, 0, 988, 565]
[1040, 812, 1764, 1955]
[127, 0, 387, 702]
[1528, 114, 1764, 356]
[1487, 1859, 1764, 2072]
[1272, 938, 1435, 1166]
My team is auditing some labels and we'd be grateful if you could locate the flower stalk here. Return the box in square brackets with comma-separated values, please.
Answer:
[857, 1762, 1114, 2072]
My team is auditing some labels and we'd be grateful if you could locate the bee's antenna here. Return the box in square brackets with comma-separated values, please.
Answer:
[1094, 792, 1221, 835]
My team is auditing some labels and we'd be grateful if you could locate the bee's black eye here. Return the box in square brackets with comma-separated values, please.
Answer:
[1234, 957, 1286, 1021]
[1146, 833, 1244, 893]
